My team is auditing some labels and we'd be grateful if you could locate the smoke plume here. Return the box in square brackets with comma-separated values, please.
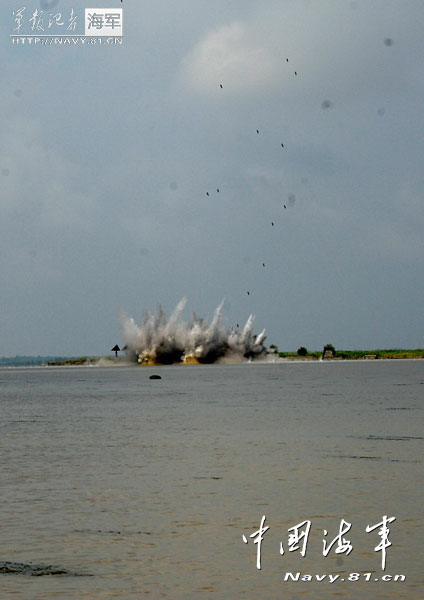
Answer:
[119, 298, 267, 364]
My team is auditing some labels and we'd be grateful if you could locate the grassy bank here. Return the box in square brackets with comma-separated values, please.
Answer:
[278, 349, 424, 360]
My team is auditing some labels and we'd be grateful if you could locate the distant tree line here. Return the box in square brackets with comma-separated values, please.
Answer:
[274, 346, 424, 360]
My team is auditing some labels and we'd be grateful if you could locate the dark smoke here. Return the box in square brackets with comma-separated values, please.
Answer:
[119, 298, 267, 364]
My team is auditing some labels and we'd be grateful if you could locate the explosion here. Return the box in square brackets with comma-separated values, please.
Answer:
[119, 298, 267, 365]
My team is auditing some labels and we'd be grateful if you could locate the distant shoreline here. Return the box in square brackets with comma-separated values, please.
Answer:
[1, 349, 423, 367]
[277, 349, 424, 361]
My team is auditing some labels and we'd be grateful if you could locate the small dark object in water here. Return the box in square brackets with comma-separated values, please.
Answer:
[149, 374, 161, 380]
[0, 561, 72, 576]
[220, 84, 223, 88]
[256, 129, 259, 134]
[281, 143, 284, 147]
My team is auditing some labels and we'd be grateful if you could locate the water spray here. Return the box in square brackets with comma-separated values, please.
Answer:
[119, 298, 267, 365]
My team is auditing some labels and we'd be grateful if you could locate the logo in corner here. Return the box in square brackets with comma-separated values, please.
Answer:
[85, 8, 123, 37]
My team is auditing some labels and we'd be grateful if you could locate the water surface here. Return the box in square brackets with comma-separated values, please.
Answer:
[0, 361, 422, 599]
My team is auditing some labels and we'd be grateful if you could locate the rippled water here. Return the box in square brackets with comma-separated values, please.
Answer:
[0, 361, 423, 599]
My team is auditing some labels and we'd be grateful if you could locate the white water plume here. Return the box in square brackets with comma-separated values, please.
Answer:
[119, 298, 267, 364]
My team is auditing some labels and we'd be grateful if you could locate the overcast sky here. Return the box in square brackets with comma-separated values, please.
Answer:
[1, 0, 423, 356]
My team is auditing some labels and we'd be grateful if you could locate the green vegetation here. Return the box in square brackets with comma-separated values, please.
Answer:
[297, 346, 308, 356]
[0, 355, 69, 366]
[0, 356, 99, 367]
[278, 351, 321, 359]
[333, 349, 424, 360]
[47, 357, 97, 366]
[278, 348, 424, 360]
[323, 343, 336, 354]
